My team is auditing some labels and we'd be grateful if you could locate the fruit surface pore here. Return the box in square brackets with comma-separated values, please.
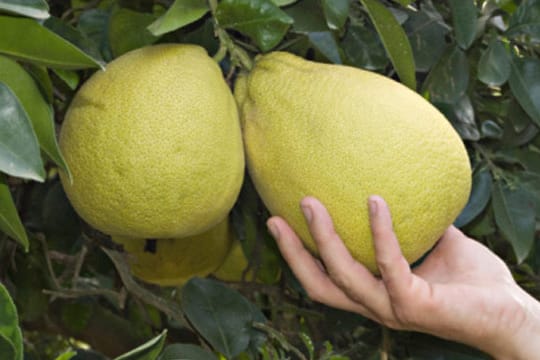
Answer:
[60, 44, 244, 238]
[236, 52, 471, 272]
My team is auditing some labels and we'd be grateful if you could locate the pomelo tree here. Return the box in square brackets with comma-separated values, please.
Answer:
[1, 0, 540, 359]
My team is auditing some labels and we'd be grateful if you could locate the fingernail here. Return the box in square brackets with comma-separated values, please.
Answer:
[301, 204, 313, 223]
[368, 196, 378, 217]
[267, 221, 280, 239]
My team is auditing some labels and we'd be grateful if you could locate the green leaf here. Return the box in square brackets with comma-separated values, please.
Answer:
[147, 0, 209, 36]
[109, 8, 159, 58]
[0, 55, 70, 177]
[307, 31, 341, 64]
[454, 168, 492, 227]
[52, 68, 80, 90]
[449, 0, 477, 50]
[403, 1, 449, 72]
[341, 24, 387, 70]
[115, 330, 167, 360]
[477, 39, 511, 86]
[0, 282, 23, 360]
[216, 0, 294, 52]
[359, 0, 416, 89]
[492, 181, 535, 263]
[0, 82, 45, 182]
[507, 0, 540, 41]
[434, 95, 479, 141]
[285, 0, 327, 33]
[271, 0, 298, 5]
[43, 16, 104, 67]
[54, 351, 77, 360]
[423, 45, 469, 103]
[322, 0, 349, 31]
[182, 278, 254, 358]
[0, 176, 29, 251]
[158, 344, 218, 360]
[394, 0, 413, 6]
[25, 64, 53, 103]
[0, 0, 49, 19]
[480, 120, 503, 139]
[509, 56, 540, 128]
[0, 333, 16, 360]
[78, 8, 113, 62]
[0, 15, 101, 69]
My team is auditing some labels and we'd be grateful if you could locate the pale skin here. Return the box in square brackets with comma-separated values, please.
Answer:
[266, 195, 540, 360]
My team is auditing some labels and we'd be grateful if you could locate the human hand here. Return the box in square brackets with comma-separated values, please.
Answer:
[266, 195, 540, 360]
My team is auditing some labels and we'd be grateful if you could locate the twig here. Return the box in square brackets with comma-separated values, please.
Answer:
[72, 245, 88, 287]
[38, 234, 61, 291]
[101, 247, 192, 330]
[253, 322, 308, 360]
[43, 288, 125, 303]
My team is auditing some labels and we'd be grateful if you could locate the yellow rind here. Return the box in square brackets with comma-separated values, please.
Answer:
[60, 44, 244, 238]
[236, 52, 471, 273]
[113, 219, 233, 287]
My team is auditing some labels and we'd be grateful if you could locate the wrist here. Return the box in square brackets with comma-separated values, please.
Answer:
[490, 287, 540, 360]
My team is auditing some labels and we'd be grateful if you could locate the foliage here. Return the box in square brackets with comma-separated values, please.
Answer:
[1, 0, 540, 359]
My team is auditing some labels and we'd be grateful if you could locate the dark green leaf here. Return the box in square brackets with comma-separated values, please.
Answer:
[0, 282, 23, 360]
[78, 8, 113, 62]
[182, 278, 253, 358]
[477, 39, 510, 86]
[158, 344, 218, 360]
[0, 82, 44, 182]
[492, 181, 535, 263]
[449, 0, 477, 49]
[0, 15, 101, 69]
[25, 64, 53, 103]
[481, 120, 503, 139]
[41, 181, 81, 248]
[423, 45, 469, 103]
[285, 0, 327, 33]
[518, 171, 540, 217]
[403, 1, 449, 72]
[307, 31, 341, 64]
[0, 0, 49, 19]
[147, 0, 209, 36]
[216, 0, 293, 52]
[0, 55, 70, 177]
[114, 330, 167, 360]
[0, 176, 29, 251]
[109, 8, 159, 58]
[43, 16, 104, 66]
[509, 56, 540, 127]
[454, 168, 492, 227]
[500, 100, 539, 147]
[359, 0, 416, 89]
[435, 95, 479, 141]
[507, 0, 540, 41]
[322, 0, 349, 31]
[341, 24, 387, 70]
[0, 333, 15, 360]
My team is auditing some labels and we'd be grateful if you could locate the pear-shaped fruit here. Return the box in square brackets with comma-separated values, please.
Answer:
[236, 52, 471, 272]
[60, 44, 244, 238]
[112, 219, 233, 286]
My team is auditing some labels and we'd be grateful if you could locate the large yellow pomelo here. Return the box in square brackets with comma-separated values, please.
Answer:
[59, 44, 244, 238]
[212, 238, 251, 282]
[112, 218, 233, 286]
[236, 52, 471, 272]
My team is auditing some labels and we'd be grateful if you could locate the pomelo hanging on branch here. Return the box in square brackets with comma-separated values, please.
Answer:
[236, 52, 471, 273]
